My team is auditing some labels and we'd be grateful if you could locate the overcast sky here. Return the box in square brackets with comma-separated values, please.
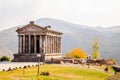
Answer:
[0, 0, 120, 31]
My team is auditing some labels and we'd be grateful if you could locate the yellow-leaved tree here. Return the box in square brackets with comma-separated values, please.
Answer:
[64, 48, 87, 59]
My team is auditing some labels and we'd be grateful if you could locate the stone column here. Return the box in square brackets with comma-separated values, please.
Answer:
[44, 36, 47, 53]
[18, 35, 20, 53]
[56, 37, 58, 53]
[57, 37, 60, 53]
[22, 35, 25, 53]
[44, 36, 46, 53]
[49, 36, 50, 53]
[53, 36, 55, 53]
[52, 36, 54, 53]
[47, 35, 50, 53]
[42, 36, 45, 53]
[29, 35, 31, 53]
[54, 36, 56, 53]
[59, 37, 61, 53]
[45, 35, 47, 53]
[21, 35, 23, 53]
[55, 36, 57, 53]
[39, 35, 41, 53]
[51, 36, 53, 53]
[50, 36, 52, 53]
[34, 35, 36, 54]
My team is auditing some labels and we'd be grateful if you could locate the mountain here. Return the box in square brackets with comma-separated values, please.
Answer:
[0, 18, 120, 63]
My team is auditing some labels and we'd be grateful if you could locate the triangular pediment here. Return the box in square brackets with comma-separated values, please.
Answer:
[17, 24, 46, 33]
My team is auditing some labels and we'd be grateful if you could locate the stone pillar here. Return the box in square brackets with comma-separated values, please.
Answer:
[55, 36, 57, 53]
[34, 35, 36, 54]
[50, 36, 52, 53]
[58, 37, 59, 53]
[49, 36, 50, 53]
[44, 36, 46, 53]
[51, 36, 53, 53]
[54, 36, 56, 53]
[56, 37, 58, 53]
[39, 35, 41, 53]
[59, 37, 61, 53]
[23, 35, 25, 53]
[45, 35, 47, 53]
[21, 35, 23, 53]
[49, 36, 51, 53]
[47, 35, 50, 53]
[42, 35, 45, 53]
[18, 35, 20, 53]
[53, 36, 55, 53]
[29, 35, 31, 53]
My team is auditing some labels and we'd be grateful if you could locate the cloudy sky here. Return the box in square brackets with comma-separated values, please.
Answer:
[0, 0, 120, 31]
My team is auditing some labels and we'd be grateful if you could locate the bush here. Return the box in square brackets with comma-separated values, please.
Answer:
[19, 67, 21, 69]
[23, 66, 27, 69]
[28, 65, 31, 68]
[2, 69, 5, 72]
[40, 71, 50, 76]
[0, 56, 11, 61]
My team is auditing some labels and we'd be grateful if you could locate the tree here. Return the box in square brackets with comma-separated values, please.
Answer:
[91, 38, 100, 59]
[65, 48, 87, 59]
[0, 56, 11, 61]
[71, 48, 87, 59]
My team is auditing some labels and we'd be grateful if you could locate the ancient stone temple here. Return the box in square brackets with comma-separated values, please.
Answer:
[12, 21, 63, 62]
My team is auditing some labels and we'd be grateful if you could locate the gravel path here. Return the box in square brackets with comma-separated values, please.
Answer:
[0, 62, 42, 71]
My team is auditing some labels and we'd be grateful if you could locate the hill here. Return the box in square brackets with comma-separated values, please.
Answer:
[0, 18, 120, 62]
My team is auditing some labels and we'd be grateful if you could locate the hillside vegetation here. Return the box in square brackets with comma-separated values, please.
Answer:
[0, 64, 113, 80]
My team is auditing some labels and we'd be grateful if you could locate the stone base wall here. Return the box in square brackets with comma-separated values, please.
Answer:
[12, 54, 44, 62]
[44, 53, 62, 61]
[12, 53, 62, 62]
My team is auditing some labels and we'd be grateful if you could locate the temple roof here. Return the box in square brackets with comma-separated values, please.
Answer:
[16, 21, 63, 35]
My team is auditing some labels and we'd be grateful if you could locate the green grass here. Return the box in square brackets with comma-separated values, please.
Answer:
[0, 64, 113, 80]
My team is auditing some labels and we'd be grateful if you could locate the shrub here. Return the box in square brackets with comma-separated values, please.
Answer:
[19, 67, 21, 69]
[23, 66, 27, 69]
[28, 65, 31, 68]
[0, 56, 11, 61]
[2, 69, 5, 72]
[40, 71, 50, 76]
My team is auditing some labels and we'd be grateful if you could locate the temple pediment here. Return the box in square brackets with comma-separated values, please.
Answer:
[16, 21, 46, 34]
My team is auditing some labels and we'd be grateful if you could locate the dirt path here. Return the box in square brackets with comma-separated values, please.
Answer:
[0, 62, 43, 71]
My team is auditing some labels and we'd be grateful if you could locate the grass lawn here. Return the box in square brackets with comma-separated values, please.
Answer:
[0, 64, 113, 80]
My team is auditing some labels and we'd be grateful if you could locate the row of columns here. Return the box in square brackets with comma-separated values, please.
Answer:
[18, 35, 44, 54]
[18, 34, 61, 54]
[45, 35, 61, 53]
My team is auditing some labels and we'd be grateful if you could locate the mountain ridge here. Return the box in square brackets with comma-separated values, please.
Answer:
[0, 18, 120, 62]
